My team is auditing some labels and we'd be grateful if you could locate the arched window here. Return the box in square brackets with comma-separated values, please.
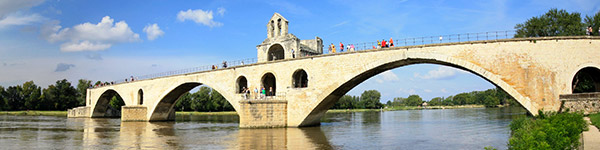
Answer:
[262, 73, 276, 96]
[293, 69, 308, 88]
[268, 44, 285, 61]
[237, 76, 248, 93]
[572, 67, 600, 93]
[138, 89, 144, 105]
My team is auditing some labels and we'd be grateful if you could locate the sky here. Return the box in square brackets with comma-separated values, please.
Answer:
[1, 0, 599, 102]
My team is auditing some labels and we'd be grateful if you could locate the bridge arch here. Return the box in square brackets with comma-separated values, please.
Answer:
[299, 53, 534, 126]
[268, 44, 285, 61]
[148, 82, 238, 121]
[570, 66, 600, 93]
[91, 89, 125, 117]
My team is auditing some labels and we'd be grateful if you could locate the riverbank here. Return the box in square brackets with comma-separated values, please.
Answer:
[1, 111, 68, 116]
[384, 105, 486, 111]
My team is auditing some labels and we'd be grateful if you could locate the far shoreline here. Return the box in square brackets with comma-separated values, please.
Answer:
[1, 105, 494, 117]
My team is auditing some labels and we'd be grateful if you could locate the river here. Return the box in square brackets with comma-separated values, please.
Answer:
[0, 107, 526, 149]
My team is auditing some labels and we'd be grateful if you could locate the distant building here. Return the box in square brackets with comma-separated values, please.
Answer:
[422, 102, 428, 108]
[256, 13, 323, 62]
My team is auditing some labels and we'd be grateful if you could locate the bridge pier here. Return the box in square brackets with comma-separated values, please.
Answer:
[121, 105, 148, 121]
[239, 100, 288, 128]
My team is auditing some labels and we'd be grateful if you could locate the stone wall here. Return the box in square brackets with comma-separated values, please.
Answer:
[121, 105, 148, 121]
[239, 100, 287, 128]
[560, 93, 600, 114]
[67, 106, 90, 117]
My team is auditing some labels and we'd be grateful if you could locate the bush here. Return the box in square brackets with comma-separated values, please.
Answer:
[508, 111, 587, 150]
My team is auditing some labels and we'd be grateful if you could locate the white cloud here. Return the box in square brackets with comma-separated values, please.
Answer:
[0, 13, 43, 28]
[42, 16, 141, 52]
[375, 70, 399, 83]
[143, 23, 164, 41]
[441, 88, 449, 93]
[414, 66, 459, 80]
[424, 89, 432, 93]
[0, 0, 45, 29]
[177, 8, 223, 27]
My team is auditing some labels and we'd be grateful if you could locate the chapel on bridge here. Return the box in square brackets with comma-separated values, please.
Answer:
[256, 13, 323, 62]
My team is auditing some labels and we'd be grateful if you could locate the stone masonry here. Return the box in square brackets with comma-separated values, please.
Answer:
[560, 92, 600, 114]
[239, 100, 287, 128]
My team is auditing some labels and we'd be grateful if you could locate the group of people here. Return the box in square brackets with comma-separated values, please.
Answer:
[241, 86, 274, 99]
[374, 38, 394, 49]
[587, 26, 600, 36]
[211, 61, 229, 70]
[91, 76, 137, 88]
[328, 42, 355, 54]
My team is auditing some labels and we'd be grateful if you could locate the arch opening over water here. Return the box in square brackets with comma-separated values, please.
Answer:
[149, 82, 236, 121]
[92, 89, 125, 118]
[300, 58, 528, 127]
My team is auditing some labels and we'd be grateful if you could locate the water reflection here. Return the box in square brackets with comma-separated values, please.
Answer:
[234, 127, 333, 150]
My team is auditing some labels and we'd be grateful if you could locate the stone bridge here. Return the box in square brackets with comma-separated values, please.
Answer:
[69, 36, 600, 128]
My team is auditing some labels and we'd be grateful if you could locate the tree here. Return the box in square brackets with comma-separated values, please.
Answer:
[453, 93, 471, 105]
[360, 90, 383, 109]
[42, 79, 79, 110]
[175, 92, 193, 111]
[483, 95, 500, 107]
[0, 86, 7, 111]
[585, 11, 600, 35]
[333, 95, 356, 109]
[404, 95, 423, 106]
[77, 79, 92, 106]
[428, 97, 443, 106]
[5, 85, 23, 110]
[191, 87, 211, 111]
[211, 89, 232, 111]
[109, 95, 125, 110]
[22, 81, 41, 110]
[515, 9, 584, 37]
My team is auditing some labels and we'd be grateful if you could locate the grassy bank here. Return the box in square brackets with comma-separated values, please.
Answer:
[590, 113, 600, 128]
[1, 111, 67, 117]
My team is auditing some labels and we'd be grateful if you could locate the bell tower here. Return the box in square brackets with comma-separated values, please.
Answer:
[256, 13, 323, 62]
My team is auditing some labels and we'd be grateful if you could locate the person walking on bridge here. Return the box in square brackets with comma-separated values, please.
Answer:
[340, 42, 344, 52]
[331, 43, 336, 53]
[389, 37, 394, 47]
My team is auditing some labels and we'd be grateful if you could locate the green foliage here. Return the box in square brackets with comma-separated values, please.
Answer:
[77, 79, 92, 106]
[508, 112, 587, 150]
[584, 11, 600, 35]
[572, 72, 596, 93]
[108, 95, 125, 110]
[360, 90, 383, 109]
[404, 95, 423, 106]
[176, 86, 233, 112]
[5, 85, 24, 110]
[332, 90, 382, 109]
[515, 8, 584, 37]
[22, 81, 42, 110]
[590, 113, 600, 129]
[0, 86, 7, 111]
[41, 79, 79, 110]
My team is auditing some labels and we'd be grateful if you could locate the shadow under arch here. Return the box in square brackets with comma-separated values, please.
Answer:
[148, 82, 237, 121]
[300, 57, 531, 126]
[92, 89, 125, 118]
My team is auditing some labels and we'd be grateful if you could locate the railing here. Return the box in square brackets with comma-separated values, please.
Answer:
[241, 92, 286, 101]
[95, 30, 518, 88]
[339, 30, 516, 51]
[97, 58, 257, 87]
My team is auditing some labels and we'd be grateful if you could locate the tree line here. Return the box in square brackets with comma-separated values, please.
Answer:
[174, 86, 233, 112]
[0, 79, 90, 111]
[515, 8, 600, 37]
[331, 90, 384, 109]
[386, 88, 518, 107]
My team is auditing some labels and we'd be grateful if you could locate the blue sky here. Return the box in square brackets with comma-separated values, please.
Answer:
[1, 0, 599, 102]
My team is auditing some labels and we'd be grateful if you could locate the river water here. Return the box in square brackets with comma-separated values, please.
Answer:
[0, 107, 525, 149]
